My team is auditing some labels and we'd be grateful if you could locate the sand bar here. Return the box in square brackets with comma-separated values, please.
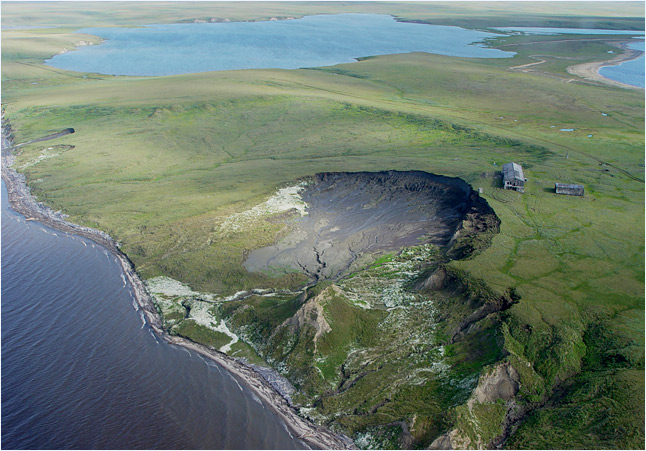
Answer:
[567, 40, 644, 90]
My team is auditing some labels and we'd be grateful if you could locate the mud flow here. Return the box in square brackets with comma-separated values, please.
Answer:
[244, 171, 476, 281]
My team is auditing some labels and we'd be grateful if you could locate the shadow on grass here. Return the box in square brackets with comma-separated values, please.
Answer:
[490, 176, 503, 189]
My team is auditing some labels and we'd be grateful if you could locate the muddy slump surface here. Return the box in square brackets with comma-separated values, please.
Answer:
[244, 171, 482, 281]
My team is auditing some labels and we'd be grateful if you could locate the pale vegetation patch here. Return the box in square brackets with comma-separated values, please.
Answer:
[19, 146, 69, 169]
[147, 275, 210, 298]
[342, 244, 438, 309]
[218, 182, 309, 233]
[187, 302, 239, 353]
[146, 276, 240, 352]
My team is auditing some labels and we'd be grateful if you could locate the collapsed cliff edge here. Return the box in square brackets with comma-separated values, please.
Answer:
[245, 170, 500, 282]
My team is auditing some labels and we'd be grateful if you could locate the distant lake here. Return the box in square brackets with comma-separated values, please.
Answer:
[46, 13, 514, 76]
[600, 40, 645, 88]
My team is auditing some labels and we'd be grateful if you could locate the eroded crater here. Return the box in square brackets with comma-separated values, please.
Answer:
[244, 171, 497, 281]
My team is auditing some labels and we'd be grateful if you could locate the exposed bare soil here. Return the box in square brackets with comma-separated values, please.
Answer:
[245, 171, 480, 281]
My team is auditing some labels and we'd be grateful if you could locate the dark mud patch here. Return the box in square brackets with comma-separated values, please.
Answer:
[244, 171, 497, 282]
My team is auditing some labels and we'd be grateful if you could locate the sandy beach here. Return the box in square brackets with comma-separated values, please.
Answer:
[1, 112, 355, 450]
[567, 40, 644, 90]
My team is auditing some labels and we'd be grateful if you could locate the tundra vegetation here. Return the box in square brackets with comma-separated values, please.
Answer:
[2, 1, 644, 449]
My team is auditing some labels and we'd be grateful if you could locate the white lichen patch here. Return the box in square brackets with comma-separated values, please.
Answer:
[355, 431, 384, 450]
[299, 406, 327, 424]
[221, 290, 249, 302]
[19, 147, 67, 169]
[147, 276, 205, 298]
[187, 302, 239, 353]
[342, 260, 418, 309]
[186, 300, 217, 327]
[342, 244, 438, 309]
[218, 182, 308, 233]
[382, 283, 418, 309]
[152, 294, 186, 325]
[146, 276, 246, 353]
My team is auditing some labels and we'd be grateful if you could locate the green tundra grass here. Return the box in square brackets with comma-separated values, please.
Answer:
[2, 1, 644, 449]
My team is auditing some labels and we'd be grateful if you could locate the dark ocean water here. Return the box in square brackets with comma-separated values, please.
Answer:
[46, 13, 514, 76]
[1, 180, 307, 450]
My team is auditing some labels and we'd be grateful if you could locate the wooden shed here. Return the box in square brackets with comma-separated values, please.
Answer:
[555, 183, 584, 196]
[502, 162, 525, 193]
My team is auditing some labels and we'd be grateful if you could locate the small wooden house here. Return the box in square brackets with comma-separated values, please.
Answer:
[555, 183, 584, 196]
[502, 162, 525, 193]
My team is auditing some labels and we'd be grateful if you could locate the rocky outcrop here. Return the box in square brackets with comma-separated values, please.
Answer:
[282, 285, 336, 352]
[449, 290, 518, 344]
[447, 191, 500, 261]
[472, 363, 520, 405]
[429, 362, 521, 450]
[416, 265, 519, 344]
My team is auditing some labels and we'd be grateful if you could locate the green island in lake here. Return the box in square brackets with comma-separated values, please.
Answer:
[1, 1, 644, 449]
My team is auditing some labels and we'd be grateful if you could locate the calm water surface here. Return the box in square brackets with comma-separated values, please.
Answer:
[46, 13, 514, 75]
[600, 40, 645, 88]
[1, 180, 308, 449]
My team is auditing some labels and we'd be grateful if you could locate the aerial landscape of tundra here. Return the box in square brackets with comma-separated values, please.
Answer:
[1, 1, 644, 449]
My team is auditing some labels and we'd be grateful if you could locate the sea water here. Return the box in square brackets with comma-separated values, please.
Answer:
[46, 13, 514, 76]
[1, 180, 307, 450]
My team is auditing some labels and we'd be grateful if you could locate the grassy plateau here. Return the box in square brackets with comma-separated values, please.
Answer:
[2, 1, 644, 449]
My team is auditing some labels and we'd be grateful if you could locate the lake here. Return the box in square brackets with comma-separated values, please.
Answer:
[46, 13, 514, 76]
[1, 180, 308, 450]
[600, 40, 646, 88]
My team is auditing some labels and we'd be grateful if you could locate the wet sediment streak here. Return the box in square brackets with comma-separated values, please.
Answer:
[245, 170, 485, 281]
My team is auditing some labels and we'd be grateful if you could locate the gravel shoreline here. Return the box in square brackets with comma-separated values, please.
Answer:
[567, 40, 644, 90]
[1, 113, 355, 450]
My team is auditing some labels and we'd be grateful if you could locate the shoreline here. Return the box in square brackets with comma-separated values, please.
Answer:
[1, 113, 355, 451]
[567, 40, 644, 90]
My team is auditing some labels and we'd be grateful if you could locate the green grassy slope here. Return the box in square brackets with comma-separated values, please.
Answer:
[2, 3, 644, 449]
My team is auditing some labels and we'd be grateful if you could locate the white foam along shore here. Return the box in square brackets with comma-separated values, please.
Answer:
[0, 113, 355, 450]
[567, 40, 645, 90]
